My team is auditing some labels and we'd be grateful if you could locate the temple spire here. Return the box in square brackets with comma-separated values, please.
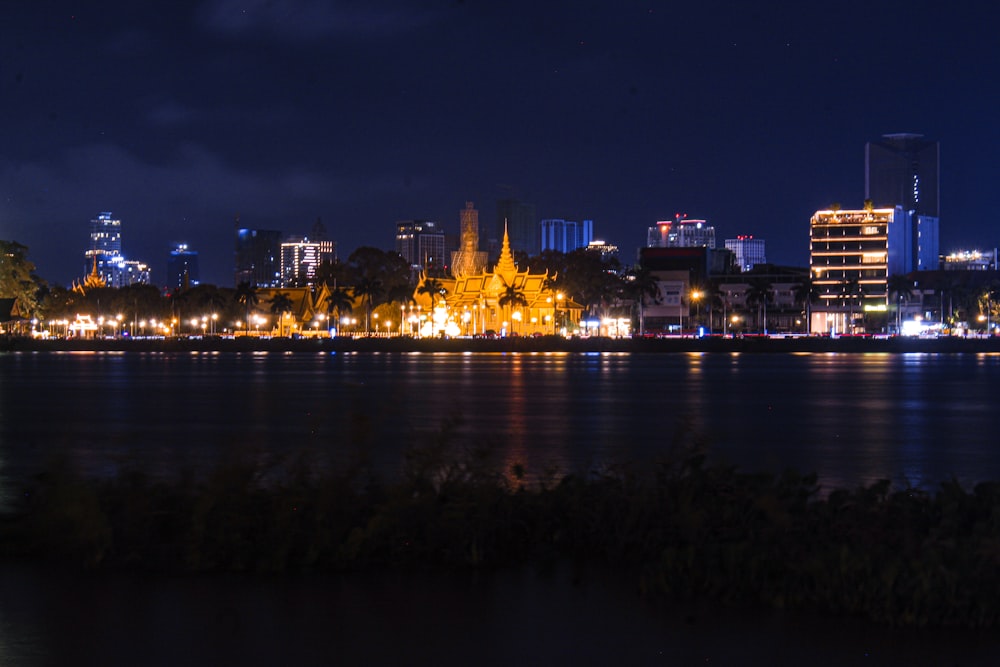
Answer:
[495, 219, 517, 282]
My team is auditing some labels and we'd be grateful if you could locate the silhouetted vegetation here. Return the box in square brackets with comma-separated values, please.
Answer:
[4, 424, 1000, 629]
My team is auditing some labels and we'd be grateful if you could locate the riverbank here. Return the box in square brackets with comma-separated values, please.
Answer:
[5, 440, 1000, 630]
[4, 333, 1000, 354]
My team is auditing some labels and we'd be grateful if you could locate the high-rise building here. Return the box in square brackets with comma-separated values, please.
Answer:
[865, 133, 939, 218]
[496, 198, 538, 257]
[80, 212, 150, 287]
[84, 212, 123, 283]
[309, 218, 337, 266]
[865, 134, 940, 273]
[809, 203, 910, 333]
[725, 236, 766, 272]
[451, 202, 488, 277]
[108, 258, 151, 288]
[539, 219, 593, 253]
[647, 215, 716, 249]
[280, 236, 323, 287]
[167, 244, 200, 290]
[234, 221, 282, 287]
[396, 220, 446, 276]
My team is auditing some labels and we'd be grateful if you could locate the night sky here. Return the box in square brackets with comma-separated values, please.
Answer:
[2, 1, 998, 287]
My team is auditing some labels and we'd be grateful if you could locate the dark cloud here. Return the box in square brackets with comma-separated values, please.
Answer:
[196, 0, 437, 41]
[2, 1, 998, 288]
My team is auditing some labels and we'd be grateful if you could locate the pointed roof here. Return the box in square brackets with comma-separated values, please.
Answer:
[494, 221, 517, 285]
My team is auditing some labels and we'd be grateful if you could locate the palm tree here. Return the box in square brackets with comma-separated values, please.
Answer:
[978, 280, 1000, 333]
[235, 281, 258, 335]
[886, 274, 914, 334]
[699, 279, 724, 333]
[268, 292, 295, 336]
[745, 277, 773, 334]
[623, 265, 659, 336]
[498, 284, 528, 335]
[793, 275, 820, 334]
[352, 276, 384, 332]
[325, 286, 353, 333]
[417, 277, 447, 310]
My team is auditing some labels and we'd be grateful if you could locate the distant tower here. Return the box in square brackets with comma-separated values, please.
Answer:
[280, 236, 323, 287]
[725, 236, 766, 272]
[865, 133, 939, 217]
[167, 244, 200, 290]
[310, 217, 337, 265]
[539, 219, 593, 253]
[865, 134, 940, 272]
[234, 217, 283, 287]
[496, 198, 538, 257]
[396, 220, 446, 277]
[84, 212, 123, 284]
[647, 220, 672, 247]
[450, 202, 488, 277]
[666, 215, 715, 248]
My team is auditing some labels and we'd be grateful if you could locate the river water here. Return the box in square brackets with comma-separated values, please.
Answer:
[4, 350, 1000, 665]
[3, 350, 1000, 493]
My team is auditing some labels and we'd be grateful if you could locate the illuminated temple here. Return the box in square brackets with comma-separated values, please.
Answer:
[412, 218, 582, 337]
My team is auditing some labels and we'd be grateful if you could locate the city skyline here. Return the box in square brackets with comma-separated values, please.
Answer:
[3, 1, 998, 286]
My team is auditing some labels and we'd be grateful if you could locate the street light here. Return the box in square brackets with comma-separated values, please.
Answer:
[555, 292, 564, 335]
[689, 290, 702, 335]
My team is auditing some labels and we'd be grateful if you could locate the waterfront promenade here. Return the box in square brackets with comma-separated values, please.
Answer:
[5, 333, 1000, 354]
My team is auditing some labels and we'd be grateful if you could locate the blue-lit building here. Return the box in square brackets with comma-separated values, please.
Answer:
[539, 218, 593, 253]
[167, 244, 200, 290]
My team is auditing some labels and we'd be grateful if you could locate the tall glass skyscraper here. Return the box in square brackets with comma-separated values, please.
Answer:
[84, 212, 122, 279]
[234, 225, 282, 287]
[865, 134, 940, 272]
[865, 133, 939, 217]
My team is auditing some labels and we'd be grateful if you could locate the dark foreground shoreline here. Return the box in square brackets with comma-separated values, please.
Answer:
[4, 333, 1000, 354]
[5, 441, 1000, 631]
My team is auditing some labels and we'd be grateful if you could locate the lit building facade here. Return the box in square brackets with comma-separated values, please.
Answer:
[647, 215, 715, 249]
[809, 203, 909, 334]
[167, 244, 200, 290]
[539, 218, 593, 253]
[586, 240, 619, 261]
[80, 212, 150, 287]
[280, 237, 323, 287]
[943, 249, 998, 271]
[309, 218, 337, 266]
[396, 220, 446, 276]
[107, 258, 151, 288]
[84, 212, 123, 284]
[725, 236, 766, 272]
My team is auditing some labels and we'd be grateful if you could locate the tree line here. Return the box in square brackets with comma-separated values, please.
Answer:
[5, 237, 998, 335]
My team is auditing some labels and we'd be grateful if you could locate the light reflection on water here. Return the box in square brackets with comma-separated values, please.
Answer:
[2, 351, 1000, 495]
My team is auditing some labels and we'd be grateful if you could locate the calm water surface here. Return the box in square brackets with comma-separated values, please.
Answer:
[3, 350, 1000, 492]
[5, 350, 1000, 665]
